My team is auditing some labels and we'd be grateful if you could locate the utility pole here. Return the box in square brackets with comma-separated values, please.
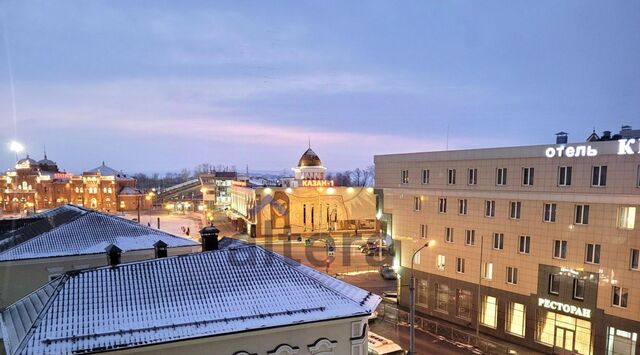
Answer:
[410, 242, 431, 355]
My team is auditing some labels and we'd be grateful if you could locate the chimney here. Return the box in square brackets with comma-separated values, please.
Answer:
[105, 244, 122, 267]
[602, 131, 612, 140]
[154, 240, 168, 258]
[555, 132, 568, 144]
[200, 225, 220, 251]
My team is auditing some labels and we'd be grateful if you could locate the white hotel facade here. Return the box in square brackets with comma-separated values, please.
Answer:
[375, 136, 640, 355]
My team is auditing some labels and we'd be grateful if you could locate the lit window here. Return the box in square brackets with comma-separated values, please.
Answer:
[482, 262, 493, 280]
[438, 197, 447, 213]
[444, 227, 454, 243]
[421, 169, 429, 184]
[543, 203, 556, 222]
[485, 200, 496, 217]
[518, 235, 530, 254]
[592, 165, 607, 187]
[436, 254, 445, 270]
[492, 233, 504, 250]
[612, 286, 628, 308]
[575, 205, 590, 225]
[558, 166, 572, 186]
[617, 207, 636, 229]
[585, 243, 601, 264]
[467, 168, 477, 185]
[447, 169, 456, 185]
[506, 302, 526, 337]
[506, 267, 518, 285]
[496, 168, 507, 186]
[510, 201, 521, 220]
[456, 257, 465, 274]
[419, 224, 427, 239]
[553, 240, 567, 259]
[480, 295, 498, 328]
[549, 274, 560, 295]
[465, 230, 475, 246]
[522, 167, 534, 186]
[458, 199, 467, 215]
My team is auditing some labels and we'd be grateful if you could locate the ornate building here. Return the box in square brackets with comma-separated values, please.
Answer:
[0, 155, 144, 214]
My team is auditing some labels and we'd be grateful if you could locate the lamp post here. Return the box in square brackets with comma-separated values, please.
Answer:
[410, 241, 431, 355]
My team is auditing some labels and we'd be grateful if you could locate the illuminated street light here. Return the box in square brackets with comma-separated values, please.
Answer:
[410, 240, 432, 355]
[9, 141, 24, 153]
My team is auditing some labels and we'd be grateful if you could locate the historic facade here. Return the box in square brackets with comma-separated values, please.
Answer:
[230, 147, 376, 238]
[0, 155, 144, 214]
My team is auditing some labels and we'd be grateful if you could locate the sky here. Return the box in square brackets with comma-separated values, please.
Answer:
[0, 1, 638, 174]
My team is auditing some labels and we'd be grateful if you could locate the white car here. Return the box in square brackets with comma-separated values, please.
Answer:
[367, 331, 405, 355]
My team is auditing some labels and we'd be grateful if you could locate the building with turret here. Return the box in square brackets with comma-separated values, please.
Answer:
[229, 147, 376, 238]
[0, 155, 145, 214]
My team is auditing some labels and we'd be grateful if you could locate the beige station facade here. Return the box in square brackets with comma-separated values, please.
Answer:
[230, 148, 376, 238]
[375, 137, 640, 355]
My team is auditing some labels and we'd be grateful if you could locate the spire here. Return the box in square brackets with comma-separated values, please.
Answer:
[308, 137, 311, 149]
[43, 144, 47, 159]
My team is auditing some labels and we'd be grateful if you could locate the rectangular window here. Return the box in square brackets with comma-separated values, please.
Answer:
[436, 254, 445, 270]
[617, 207, 636, 229]
[492, 233, 504, 250]
[543, 203, 557, 222]
[456, 257, 465, 273]
[592, 165, 607, 187]
[421, 169, 429, 184]
[510, 201, 522, 220]
[468, 168, 478, 185]
[553, 240, 568, 259]
[417, 279, 428, 307]
[506, 267, 518, 285]
[631, 249, 640, 270]
[558, 166, 572, 186]
[506, 302, 526, 337]
[436, 283, 449, 312]
[401, 170, 409, 184]
[522, 167, 535, 186]
[438, 197, 447, 213]
[549, 274, 560, 295]
[456, 289, 472, 320]
[575, 205, 590, 225]
[414, 196, 422, 211]
[573, 279, 585, 300]
[496, 168, 507, 186]
[458, 199, 467, 215]
[612, 286, 628, 308]
[518, 235, 530, 254]
[585, 243, 601, 264]
[482, 262, 493, 280]
[485, 200, 496, 217]
[447, 169, 456, 185]
[445, 227, 454, 243]
[465, 229, 475, 246]
[480, 295, 498, 328]
[420, 224, 427, 239]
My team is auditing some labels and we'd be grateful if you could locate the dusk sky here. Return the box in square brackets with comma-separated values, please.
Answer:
[0, 1, 638, 174]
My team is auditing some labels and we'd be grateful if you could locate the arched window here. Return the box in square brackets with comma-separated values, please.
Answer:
[90, 198, 97, 208]
[267, 344, 299, 355]
[21, 181, 27, 190]
[308, 338, 337, 355]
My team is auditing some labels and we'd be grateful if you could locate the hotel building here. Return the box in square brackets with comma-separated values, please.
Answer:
[0, 155, 145, 214]
[230, 147, 376, 238]
[375, 131, 640, 354]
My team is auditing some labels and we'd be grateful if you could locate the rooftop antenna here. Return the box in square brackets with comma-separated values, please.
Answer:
[43, 144, 47, 159]
[308, 136, 311, 149]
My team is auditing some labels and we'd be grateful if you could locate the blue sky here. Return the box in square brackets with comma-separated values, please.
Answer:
[0, 0, 638, 173]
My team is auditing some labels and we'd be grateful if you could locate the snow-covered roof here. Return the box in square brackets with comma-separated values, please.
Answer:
[118, 186, 142, 196]
[1, 245, 379, 354]
[85, 162, 127, 178]
[0, 211, 198, 261]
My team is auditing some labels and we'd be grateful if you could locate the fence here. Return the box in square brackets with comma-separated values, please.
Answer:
[377, 303, 520, 355]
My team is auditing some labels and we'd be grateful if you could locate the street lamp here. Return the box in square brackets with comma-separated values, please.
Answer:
[409, 240, 432, 355]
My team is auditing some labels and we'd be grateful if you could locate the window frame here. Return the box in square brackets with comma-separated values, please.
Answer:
[438, 197, 447, 214]
[591, 165, 607, 187]
[492, 233, 504, 250]
[485, 200, 496, 218]
[465, 229, 475, 246]
[401, 169, 409, 184]
[575, 204, 590, 225]
[558, 166, 572, 186]
[518, 235, 530, 255]
[631, 248, 640, 271]
[612, 286, 628, 308]
[543, 203, 557, 223]
[553, 240, 567, 259]
[421, 169, 429, 184]
[510, 201, 522, 220]
[447, 168, 456, 185]
[420, 224, 427, 239]
[445, 227, 454, 243]
[522, 167, 535, 186]
[549, 274, 560, 295]
[506, 266, 518, 285]
[436, 254, 446, 270]
[468, 168, 478, 186]
[458, 199, 468, 215]
[496, 168, 507, 186]
[413, 196, 422, 211]
[456, 257, 465, 274]
[585, 243, 601, 264]
[573, 279, 585, 301]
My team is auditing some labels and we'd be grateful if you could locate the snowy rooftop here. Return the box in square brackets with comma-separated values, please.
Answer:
[0, 210, 198, 262]
[1, 245, 379, 354]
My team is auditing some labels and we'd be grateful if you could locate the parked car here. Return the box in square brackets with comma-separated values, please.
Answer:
[378, 264, 398, 280]
[381, 291, 398, 305]
[367, 331, 405, 355]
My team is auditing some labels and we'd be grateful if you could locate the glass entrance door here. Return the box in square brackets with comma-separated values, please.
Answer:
[555, 327, 576, 354]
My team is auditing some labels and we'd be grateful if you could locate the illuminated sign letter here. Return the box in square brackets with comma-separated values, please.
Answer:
[618, 139, 637, 155]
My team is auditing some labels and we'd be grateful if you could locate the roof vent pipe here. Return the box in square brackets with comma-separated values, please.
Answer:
[105, 244, 122, 267]
[154, 240, 168, 258]
[200, 225, 220, 251]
